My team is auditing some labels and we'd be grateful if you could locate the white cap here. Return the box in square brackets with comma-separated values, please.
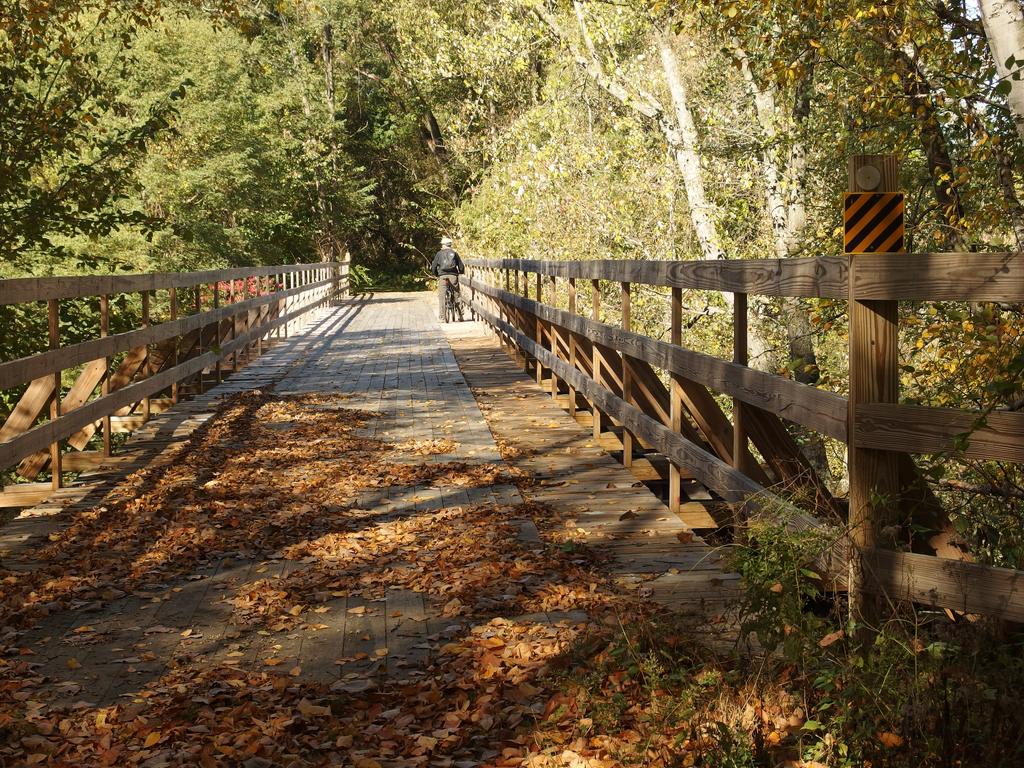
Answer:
[441, 236, 453, 246]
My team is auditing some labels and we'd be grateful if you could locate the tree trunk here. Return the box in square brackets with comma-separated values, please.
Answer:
[979, 0, 1024, 142]
[896, 44, 968, 250]
[656, 28, 725, 262]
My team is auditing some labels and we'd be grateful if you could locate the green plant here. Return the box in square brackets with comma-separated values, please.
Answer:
[728, 515, 834, 659]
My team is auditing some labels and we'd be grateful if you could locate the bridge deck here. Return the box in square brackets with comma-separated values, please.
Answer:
[0, 293, 737, 713]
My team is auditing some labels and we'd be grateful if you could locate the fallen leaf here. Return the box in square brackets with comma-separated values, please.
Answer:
[818, 629, 845, 648]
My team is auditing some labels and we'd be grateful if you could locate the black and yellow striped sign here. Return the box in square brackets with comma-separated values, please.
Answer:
[843, 192, 905, 254]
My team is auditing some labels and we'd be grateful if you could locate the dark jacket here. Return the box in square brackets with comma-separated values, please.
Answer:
[430, 247, 465, 276]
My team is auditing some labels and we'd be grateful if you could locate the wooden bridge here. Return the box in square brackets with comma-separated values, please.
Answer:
[0, 253, 1022, 715]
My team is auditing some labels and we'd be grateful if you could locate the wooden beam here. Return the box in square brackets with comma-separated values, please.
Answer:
[670, 287, 683, 516]
[733, 293, 750, 476]
[864, 548, 1024, 623]
[856, 403, 1024, 463]
[100, 295, 112, 455]
[851, 252, 1023, 302]
[0, 483, 55, 509]
[621, 281, 634, 466]
[66, 347, 148, 450]
[465, 256, 850, 298]
[0, 264, 330, 305]
[0, 378, 55, 444]
[567, 278, 577, 416]
[591, 279, 603, 440]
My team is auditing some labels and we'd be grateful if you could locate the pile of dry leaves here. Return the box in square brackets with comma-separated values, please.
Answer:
[0, 392, 662, 766]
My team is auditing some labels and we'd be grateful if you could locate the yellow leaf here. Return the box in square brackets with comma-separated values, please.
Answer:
[66, 658, 81, 670]
[144, 731, 162, 748]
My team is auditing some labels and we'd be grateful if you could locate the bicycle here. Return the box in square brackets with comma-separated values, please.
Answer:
[443, 277, 464, 323]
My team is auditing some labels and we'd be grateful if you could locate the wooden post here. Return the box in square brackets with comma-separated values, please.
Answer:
[591, 279, 602, 440]
[286, 272, 292, 338]
[100, 295, 112, 456]
[534, 271, 544, 386]
[535, 275, 544, 386]
[243, 278, 251, 366]
[621, 281, 634, 467]
[230, 279, 240, 370]
[194, 286, 204, 393]
[847, 154, 901, 629]
[141, 291, 151, 420]
[213, 283, 222, 383]
[169, 288, 179, 402]
[470, 268, 477, 321]
[567, 277, 578, 417]
[733, 293, 749, 473]
[256, 277, 264, 357]
[669, 287, 683, 514]
[548, 274, 559, 399]
[48, 299, 62, 490]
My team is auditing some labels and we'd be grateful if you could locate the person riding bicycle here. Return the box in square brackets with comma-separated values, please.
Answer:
[430, 236, 465, 322]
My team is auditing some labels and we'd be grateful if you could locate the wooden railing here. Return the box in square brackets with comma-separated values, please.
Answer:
[462, 253, 1024, 622]
[0, 261, 348, 501]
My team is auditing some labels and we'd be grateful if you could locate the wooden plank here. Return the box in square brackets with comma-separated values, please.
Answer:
[0, 263, 330, 305]
[0, 482, 54, 509]
[468, 278, 848, 441]
[676, 501, 721, 530]
[733, 293, 750, 477]
[18, 358, 109, 479]
[851, 252, 1023, 302]
[0, 377, 55, 443]
[465, 256, 849, 299]
[864, 548, 1024, 623]
[856, 403, 1024, 463]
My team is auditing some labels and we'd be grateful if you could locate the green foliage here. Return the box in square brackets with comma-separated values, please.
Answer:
[728, 516, 834, 659]
[0, 0, 177, 268]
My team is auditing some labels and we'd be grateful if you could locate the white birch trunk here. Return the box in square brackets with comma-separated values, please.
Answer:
[979, 0, 1024, 142]
[655, 30, 729, 264]
[735, 45, 788, 259]
[657, 30, 725, 262]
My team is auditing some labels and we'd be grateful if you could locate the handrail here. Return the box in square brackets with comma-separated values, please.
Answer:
[0, 263, 343, 305]
[468, 251, 1024, 302]
[0, 261, 348, 486]
[462, 254, 1024, 622]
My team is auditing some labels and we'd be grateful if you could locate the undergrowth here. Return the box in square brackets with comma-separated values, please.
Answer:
[546, 518, 1024, 767]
